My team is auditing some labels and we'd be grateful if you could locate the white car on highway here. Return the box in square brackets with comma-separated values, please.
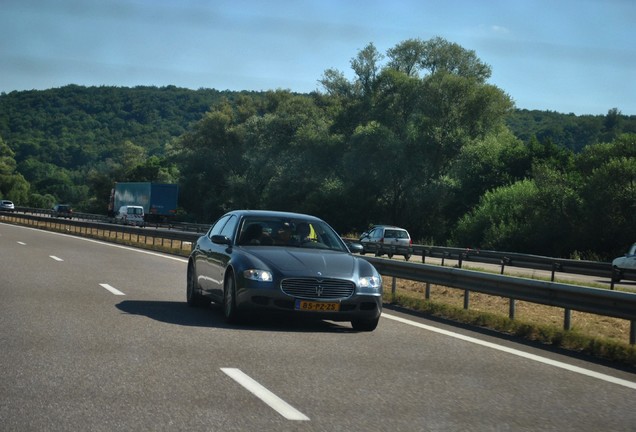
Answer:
[115, 205, 145, 227]
[611, 243, 636, 282]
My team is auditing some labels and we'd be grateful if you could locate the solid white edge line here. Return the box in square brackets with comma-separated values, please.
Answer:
[382, 312, 636, 390]
[99, 283, 125, 296]
[221, 368, 310, 421]
[49, 255, 64, 261]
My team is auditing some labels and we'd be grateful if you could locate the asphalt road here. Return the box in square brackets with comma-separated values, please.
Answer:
[1, 222, 635, 432]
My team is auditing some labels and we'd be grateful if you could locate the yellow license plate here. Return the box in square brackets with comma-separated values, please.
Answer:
[295, 300, 340, 312]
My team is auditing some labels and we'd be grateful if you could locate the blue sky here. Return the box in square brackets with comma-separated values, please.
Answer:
[2, 0, 634, 115]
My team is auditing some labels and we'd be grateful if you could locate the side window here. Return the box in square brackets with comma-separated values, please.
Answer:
[371, 228, 381, 240]
[209, 215, 231, 238]
[220, 215, 238, 241]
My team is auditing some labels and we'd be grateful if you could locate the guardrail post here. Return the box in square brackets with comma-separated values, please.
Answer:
[422, 249, 428, 264]
[631, 321, 635, 345]
[564, 308, 572, 330]
[463, 290, 470, 310]
[509, 298, 516, 319]
[425, 282, 431, 300]
[441, 252, 448, 267]
[551, 263, 561, 282]
[610, 268, 619, 290]
[458, 252, 466, 269]
[391, 276, 396, 301]
[500, 257, 510, 275]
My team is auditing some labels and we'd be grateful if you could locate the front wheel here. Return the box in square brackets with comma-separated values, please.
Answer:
[224, 273, 241, 324]
[351, 317, 379, 332]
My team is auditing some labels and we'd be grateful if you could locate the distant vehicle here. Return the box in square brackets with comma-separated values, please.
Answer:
[115, 205, 145, 227]
[611, 243, 636, 282]
[52, 204, 73, 219]
[108, 182, 179, 223]
[0, 200, 15, 211]
[187, 210, 383, 331]
[359, 225, 412, 260]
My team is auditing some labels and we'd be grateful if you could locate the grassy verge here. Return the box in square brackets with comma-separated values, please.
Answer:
[385, 279, 636, 368]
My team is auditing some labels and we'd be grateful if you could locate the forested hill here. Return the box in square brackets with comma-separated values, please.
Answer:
[1, 85, 634, 168]
[0, 85, 262, 166]
[506, 108, 636, 152]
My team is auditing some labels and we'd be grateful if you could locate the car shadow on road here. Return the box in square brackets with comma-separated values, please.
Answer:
[115, 300, 356, 333]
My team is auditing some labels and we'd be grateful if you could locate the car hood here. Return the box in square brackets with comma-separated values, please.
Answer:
[247, 248, 358, 278]
[612, 256, 626, 266]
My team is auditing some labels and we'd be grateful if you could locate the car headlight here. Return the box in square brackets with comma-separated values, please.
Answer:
[243, 269, 273, 282]
[359, 275, 382, 289]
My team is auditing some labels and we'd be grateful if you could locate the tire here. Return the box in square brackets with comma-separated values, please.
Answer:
[223, 273, 241, 324]
[404, 254, 411, 261]
[351, 316, 379, 332]
[186, 263, 209, 307]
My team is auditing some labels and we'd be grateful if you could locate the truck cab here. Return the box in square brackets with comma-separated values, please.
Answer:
[115, 205, 145, 227]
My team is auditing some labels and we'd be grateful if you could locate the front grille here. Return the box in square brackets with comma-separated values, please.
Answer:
[281, 278, 355, 300]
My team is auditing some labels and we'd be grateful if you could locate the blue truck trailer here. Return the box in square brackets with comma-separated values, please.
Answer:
[108, 182, 179, 223]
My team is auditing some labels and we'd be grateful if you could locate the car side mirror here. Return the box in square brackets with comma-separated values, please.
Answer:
[348, 242, 364, 253]
[211, 235, 232, 246]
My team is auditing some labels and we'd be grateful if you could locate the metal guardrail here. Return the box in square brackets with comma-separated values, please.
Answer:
[14, 206, 211, 233]
[3, 210, 636, 343]
[363, 257, 636, 344]
[1, 211, 200, 249]
[355, 241, 636, 287]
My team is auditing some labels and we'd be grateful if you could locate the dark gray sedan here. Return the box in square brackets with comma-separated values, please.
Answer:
[187, 210, 383, 331]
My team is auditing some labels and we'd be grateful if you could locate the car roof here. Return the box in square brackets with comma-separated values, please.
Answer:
[225, 209, 324, 222]
[372, 225, 408, 231]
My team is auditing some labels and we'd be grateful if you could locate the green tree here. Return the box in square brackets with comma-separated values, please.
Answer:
[448, 126, 530, 217]
[453, 179, 541, 251]
[173, 99, 247, 221]
[0, 137, 30, 204]
[419, 36, 492, 81]
[575, 134, 636, 256]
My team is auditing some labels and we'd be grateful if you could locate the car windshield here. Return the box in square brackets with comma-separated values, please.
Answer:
[237, 216, 347, 252]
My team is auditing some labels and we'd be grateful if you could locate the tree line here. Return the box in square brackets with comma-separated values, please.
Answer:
[1, 37, 635, 260]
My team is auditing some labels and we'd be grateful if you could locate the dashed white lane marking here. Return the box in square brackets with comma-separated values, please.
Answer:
[382, 313, 636, 390]
[221, 368, 310, 421]
[17, 241, 26, 245]
[99, 283, 125, 296]
[49, 255, 64, 261]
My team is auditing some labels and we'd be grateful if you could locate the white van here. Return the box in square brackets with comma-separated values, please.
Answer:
[115, 205, 145, 227]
